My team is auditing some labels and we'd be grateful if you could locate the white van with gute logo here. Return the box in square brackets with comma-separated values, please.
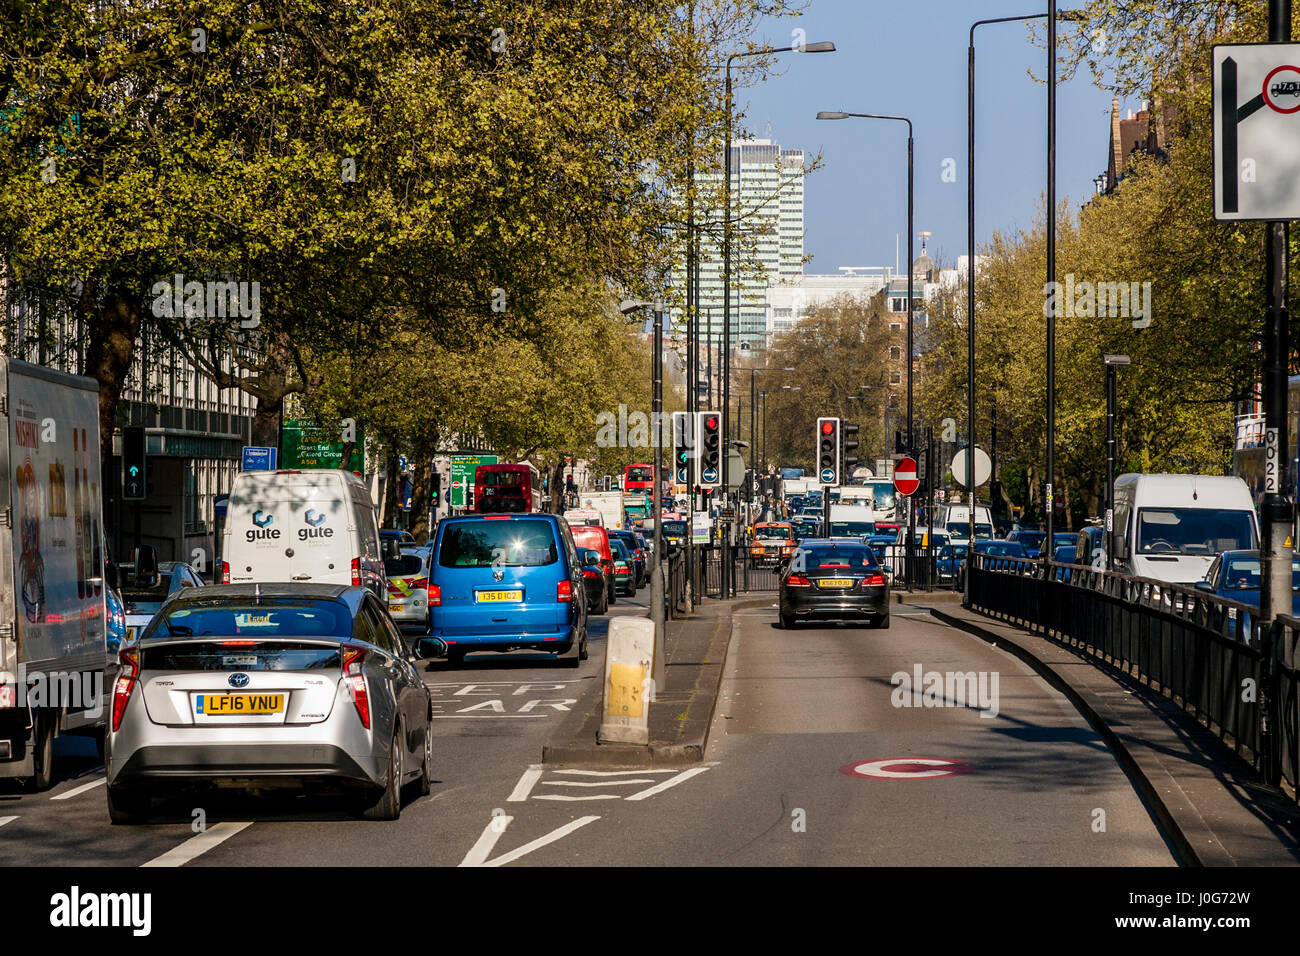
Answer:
[221, 469, 385, 597]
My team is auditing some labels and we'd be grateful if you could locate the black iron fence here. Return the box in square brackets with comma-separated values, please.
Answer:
[969, 554, 1269, 783]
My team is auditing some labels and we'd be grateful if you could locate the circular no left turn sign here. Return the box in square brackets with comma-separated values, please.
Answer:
[840, 758, 973, 780]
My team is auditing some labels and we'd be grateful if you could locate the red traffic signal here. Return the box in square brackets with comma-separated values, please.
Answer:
[821, 421, 834, 434]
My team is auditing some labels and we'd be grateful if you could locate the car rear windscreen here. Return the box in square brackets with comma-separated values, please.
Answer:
[829, 521, 875, 536]
[143, 641, 342, 671]
[385, 554, 424, 577]
[800, 547, 877, 570]
[147, 600, 352, 641]
[439, 519, 558, 567]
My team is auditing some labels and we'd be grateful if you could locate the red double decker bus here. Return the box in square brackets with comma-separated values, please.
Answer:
[473, 462, 542, 513]
[624, 463, 654, 494]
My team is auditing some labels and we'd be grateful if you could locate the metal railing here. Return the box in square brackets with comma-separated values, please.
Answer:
[969, 554, 1266, 779]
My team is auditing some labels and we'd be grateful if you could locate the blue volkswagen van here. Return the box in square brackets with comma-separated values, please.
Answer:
[429, 514, 588, 667]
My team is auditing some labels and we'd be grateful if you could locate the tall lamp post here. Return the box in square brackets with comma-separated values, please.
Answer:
[723, 40, 835, 599]
[818, 109, 914, 586]
[1102, 354, 1130, 572]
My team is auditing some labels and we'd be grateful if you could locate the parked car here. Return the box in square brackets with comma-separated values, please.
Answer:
[1052, 545, 1078, 582]
[105, 583, 434, 824]
[608, 530, 647, 589]
[570, 524, 616, 607]
[430, 513, 589, 667]
[778, 538, 889, 629]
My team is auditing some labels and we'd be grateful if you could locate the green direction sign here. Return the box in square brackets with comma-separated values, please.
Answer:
[281, 418, 365, 472]
[450, 454, 498, 508]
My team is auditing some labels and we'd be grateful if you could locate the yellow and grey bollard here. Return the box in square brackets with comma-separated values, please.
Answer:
[598, 616, 655, 745]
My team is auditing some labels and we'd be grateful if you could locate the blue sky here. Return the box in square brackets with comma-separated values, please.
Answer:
[737, 0, 1141, 273]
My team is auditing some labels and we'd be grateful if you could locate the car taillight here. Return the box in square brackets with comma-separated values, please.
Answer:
[863, 573, 886, 587]
[221, 560, 230, 584]
[582, 569, 601, 579]
[351, 557, 361, 586]
[112, 646, 141, 732]
[557, 580, 573, 602]
[429, 584, 441, 607]
[785, 575, 811, 587]
[342, 645, 370, 729]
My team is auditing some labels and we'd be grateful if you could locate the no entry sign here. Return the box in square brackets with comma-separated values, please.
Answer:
[893, 457, 919, 496]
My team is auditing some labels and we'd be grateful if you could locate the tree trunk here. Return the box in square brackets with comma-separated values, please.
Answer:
[410, 456, 432, 542]
[549, 461, 566, 514]
[251, 383, 283, 448]
[381, 451, 402, 527]
[85, 281, 141, 466]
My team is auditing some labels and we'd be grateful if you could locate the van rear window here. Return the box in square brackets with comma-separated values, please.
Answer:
[439, 519, 558, 568]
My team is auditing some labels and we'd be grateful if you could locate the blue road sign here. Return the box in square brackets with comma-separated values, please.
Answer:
[702, 466, 719, 483]
[242, 446, 277, 472]
[820, 467, 836, 483]
[214, 494, 230, 517]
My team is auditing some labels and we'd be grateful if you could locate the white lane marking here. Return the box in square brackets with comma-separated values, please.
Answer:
[507, 765, 544, 802]
[0, 816, 16, 828]
[141, 821, 253, 867]
[460, 815, 514, 866]
[624, 766, 711, 801]
[479, 816, 600, 867]
[51, 776, 106, 801]
[548, 768, 680, 776]
[540, 779, 656, 788]
[532, 794, 623, 801]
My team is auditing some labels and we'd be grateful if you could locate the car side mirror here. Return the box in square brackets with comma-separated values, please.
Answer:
[1194, 581, 1214, 592]
[416, 636, 448, 659]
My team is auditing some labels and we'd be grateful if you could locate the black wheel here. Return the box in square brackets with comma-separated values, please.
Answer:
[779, 611, 795, 629]
[417, 719, 432, 797]
[558, 638, 582, 668]
[608, 580, 617, 606]
[24, 711, 54, 793]
[447, 648, 466, 667]
[106, 784, 150, 825]
[579, 634, 589, 660]
[359, 731, 402, 821]
[875, 614, 891, 630]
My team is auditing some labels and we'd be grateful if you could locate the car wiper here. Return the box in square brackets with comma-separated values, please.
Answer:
[165, 624, 194, 636]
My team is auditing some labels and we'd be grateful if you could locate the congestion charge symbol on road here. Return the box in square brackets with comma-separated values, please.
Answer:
[839, 758, 973, 780]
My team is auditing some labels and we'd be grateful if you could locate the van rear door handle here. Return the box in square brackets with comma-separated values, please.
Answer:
[292, 574, 313, 581]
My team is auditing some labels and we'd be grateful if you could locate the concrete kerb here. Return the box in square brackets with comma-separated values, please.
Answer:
[541, 596, 771, 766]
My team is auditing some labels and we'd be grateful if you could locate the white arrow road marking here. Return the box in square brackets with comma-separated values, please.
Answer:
[507, 765, 544, 802]
[51, 776, 105, 800]
[460, 814, 515, 866]
[0, 816, 17, 828]
[478, 816, 600, 867]
[624, 766, 712, 801]
[141, 821, 253, 867]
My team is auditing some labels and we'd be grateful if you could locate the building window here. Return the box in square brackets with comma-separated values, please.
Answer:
[889, 346, 902, 361]
[890, 371, 902, 386]
[891, 297, 906, 312]
[889, 322, 903, 332]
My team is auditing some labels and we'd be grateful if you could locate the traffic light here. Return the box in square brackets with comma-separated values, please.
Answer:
[122, 426, 147, 500]
[672, 411, 693, 487]
[841, 421, 860, 479]
[816, 417, 840, 486]
[894, 430, 905, 455]
[696, 411, 721, 489]
[431, 470, 442, 498]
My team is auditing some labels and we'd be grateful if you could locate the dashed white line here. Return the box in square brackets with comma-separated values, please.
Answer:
[507, 765, 544, 802]
[0, 816, 16, 828]
[51, 777, 105, 801]
[141, 821, 253, 868]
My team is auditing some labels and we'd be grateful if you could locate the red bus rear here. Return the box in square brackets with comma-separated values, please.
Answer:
[474, 463, 542, 513]
[625, 463, 654, 494]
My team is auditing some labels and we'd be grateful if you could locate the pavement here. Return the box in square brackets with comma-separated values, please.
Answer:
[927, 599, 1300, 866]
[541, 594, 771, 765]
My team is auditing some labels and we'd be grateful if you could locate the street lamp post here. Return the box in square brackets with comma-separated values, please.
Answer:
[724, 40, 834, 599]
[818, 108, 914, 587]
[1103, 354, 1130, 572]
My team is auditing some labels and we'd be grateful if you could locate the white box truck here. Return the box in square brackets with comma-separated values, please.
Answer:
[0, 358, 112, 790]
[578, 490, 626, 529]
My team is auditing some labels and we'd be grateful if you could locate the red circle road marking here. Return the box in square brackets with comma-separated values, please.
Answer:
[1263, 64, 1300, 114]
[840, 758, 974, 780]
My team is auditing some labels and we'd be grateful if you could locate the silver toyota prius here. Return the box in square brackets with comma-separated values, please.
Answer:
[105, 583, 436, 824]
